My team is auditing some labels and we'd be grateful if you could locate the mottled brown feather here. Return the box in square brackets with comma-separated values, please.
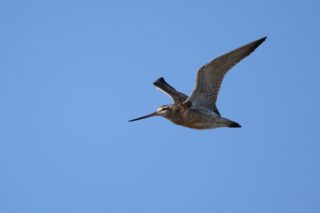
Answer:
[186, 37, 267, 111]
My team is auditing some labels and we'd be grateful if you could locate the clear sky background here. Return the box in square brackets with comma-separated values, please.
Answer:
[1, 0, 320, 212]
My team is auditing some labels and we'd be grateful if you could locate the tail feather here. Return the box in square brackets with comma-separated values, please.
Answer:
[228, 121, 241, 128]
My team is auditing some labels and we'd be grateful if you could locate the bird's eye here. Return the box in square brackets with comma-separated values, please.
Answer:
[160, 107, 168, 112]
[157, 106, 168, 113]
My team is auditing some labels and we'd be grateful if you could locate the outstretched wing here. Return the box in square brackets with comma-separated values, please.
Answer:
[186, 37, 266, 110]
[153, 77, 188, 104]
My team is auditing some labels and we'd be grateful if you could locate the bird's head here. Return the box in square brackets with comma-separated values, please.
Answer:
[156, 105, 171, 116]
[128, 105, 171, 122]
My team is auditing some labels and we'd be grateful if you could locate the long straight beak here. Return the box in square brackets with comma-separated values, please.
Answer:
[128, 112, 158, 122]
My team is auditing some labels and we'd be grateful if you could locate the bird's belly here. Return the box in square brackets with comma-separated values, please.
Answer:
[169, 110, 219, 129]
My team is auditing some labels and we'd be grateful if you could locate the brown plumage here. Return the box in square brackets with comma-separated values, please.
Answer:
[129, 37, 266, 129]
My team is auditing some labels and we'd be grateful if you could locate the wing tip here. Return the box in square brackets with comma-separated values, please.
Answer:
[255, 36, 267, 45]
[153, 77, 165, 86]
[245, 36, 267, 54]
[260, 36, 267, 41]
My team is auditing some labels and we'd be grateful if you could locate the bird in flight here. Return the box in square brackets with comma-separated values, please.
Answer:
[129, 37, 266, 129]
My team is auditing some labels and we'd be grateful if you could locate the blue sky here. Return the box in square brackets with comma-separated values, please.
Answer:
[1, 0, 320, 212]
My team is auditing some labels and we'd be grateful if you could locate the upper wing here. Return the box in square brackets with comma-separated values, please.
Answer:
[186, 37, 266, 110]
[153, 77, 188, 104]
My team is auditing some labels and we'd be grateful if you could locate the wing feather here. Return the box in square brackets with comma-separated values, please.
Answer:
[186, 37, 267, 110]
[153, 77, 188, 104]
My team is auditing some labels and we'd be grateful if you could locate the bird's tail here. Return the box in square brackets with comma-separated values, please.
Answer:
[227, 120, 241, 128]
